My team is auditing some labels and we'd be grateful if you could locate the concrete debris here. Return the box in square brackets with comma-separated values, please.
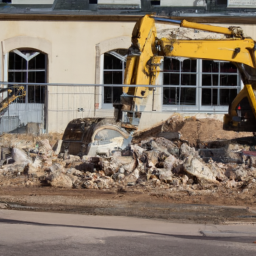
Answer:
[0, 119, 256, 197]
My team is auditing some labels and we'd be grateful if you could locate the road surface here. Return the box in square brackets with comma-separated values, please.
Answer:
[0, 209, 256, 256]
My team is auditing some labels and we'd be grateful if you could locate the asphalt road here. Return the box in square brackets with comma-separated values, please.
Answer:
[0, 210, 256, 256]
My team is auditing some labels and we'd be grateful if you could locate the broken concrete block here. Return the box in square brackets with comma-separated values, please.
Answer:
[180, 143, 198, 159]
[12, 148, 32, 165]
[159, 169, 173, 182]
[53, 140, 63, 155]
[124, 169, 139, 184]
[50, 173, 73, 188]
[163, 155, 178, 171]
[183, 155, 217, 182]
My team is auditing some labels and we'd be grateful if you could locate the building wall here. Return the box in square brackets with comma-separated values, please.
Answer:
[0, 20, 135, 132]
[1, 18, 256, 133]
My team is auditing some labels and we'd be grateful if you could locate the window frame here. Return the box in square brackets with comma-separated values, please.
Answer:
[101, 49, 127, 109]
[7, 49, 47, 104]
[162, 58, 241, 113]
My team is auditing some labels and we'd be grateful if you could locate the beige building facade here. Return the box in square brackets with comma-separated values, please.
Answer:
[1, 14, 256, 133]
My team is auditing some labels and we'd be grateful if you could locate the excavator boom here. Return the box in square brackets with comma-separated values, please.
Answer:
[119, 15, 256, 132]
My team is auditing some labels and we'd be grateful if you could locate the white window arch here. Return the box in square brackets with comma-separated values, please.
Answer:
[102, 49, 127, 105]
[8, 49, 47, 103]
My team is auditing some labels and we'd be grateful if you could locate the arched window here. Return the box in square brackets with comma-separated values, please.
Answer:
[103, 49, 127, 104]
[8, 49, 47, 103]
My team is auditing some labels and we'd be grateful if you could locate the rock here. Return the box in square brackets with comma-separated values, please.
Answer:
[183, 155, 217, 182]
[12, 148, 32, 165]
[50, 173, 73, 188]
[154, 137, 179, 157]
[124, 169, 139, 184]
[66, 168, 83, 176]
[234, 167, 248, 181]
[182, 175, 189, 185]
[159, 169, 173, 182]
[49, 163, 65, 174]
[0, 203, 7, 209]
[83, 180, 94, 189]
[163, 155, 178, 171]
[224, 166, 236, 180]
[102, 152, 136, 176]
[37, 139, 53, 156]
[180, 143, 198, 159]
[64, 155, 81, 164]
[53, 140, 63, 155]
[96, 177, 114, 189]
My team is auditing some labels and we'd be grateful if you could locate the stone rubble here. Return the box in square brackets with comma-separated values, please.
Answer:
[0, 131, 256, 196]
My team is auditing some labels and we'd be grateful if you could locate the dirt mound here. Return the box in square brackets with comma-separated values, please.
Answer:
[133, 116, 252, 147]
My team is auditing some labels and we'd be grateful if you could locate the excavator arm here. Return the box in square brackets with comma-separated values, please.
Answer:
[0, 86, 26, 113]
[120, 15, 256, 132]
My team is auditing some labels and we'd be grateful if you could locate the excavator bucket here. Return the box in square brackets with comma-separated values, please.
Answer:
[61, 118, 131, 157]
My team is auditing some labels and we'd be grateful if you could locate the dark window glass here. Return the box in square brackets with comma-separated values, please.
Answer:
[89, 0, 97, 3]
[28, 71, 46, 83]
[182, 59, 197, 72]
[202, 60, 219, 73]
[220, 89, 237, 105]
[202, 89, 218, 105]
[151, 1, 160, 5]
[220, 75, 237, 86]
[9, 52, 26, 70]
[202, 74, 218, 86]
[163, 87, 179, 105]
[29, 54, 46, 70]
[163, 73, 179, 85]
[104, 71, 122, 84]
[104, 87, 123, 104]
[8, 50, 47, 103]
[104, 53, 122, 69]
[164, 58, 180, 71]
[180, 88, 196, 105]
[181, 74, 196, 85]
[220, 62, 237, 73]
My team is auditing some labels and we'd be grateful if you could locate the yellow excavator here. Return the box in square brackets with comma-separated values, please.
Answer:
[0, 86, 26, 113]
[63, 15, 256, 155]
[117, 15, 256, 133]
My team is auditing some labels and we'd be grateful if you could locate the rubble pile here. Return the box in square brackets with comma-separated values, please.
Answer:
[0, 125, 256, 196]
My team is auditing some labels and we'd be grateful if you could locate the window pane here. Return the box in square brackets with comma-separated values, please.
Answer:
[163, 87, 179, 105]
[104, 53, 122, 69]
[220, 62, 237, 73]
[220, 89, 237, 105]
[180, 88, 196, 105]
[104, 87, 112, 103]
[27, 86, 45, 103]
[9, 52, 26, 70]
[202, 60, 219, 73]
[220, 75, 237, 86]
[202, 89, 218, 105]
[104, 71, 122, 84]
[163, 58, 180, 71]
[202, 74, 218, 86]
[28, 71, 46, 83]
[163, 73, 179, 85]
[182, 59, 197, 72]
[181, 74, 196, 85]
[113, 87, 123, 103]
[104, 86, 122, 104]
[8, 72, 26, 83]
[29, 54, 46, 70]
